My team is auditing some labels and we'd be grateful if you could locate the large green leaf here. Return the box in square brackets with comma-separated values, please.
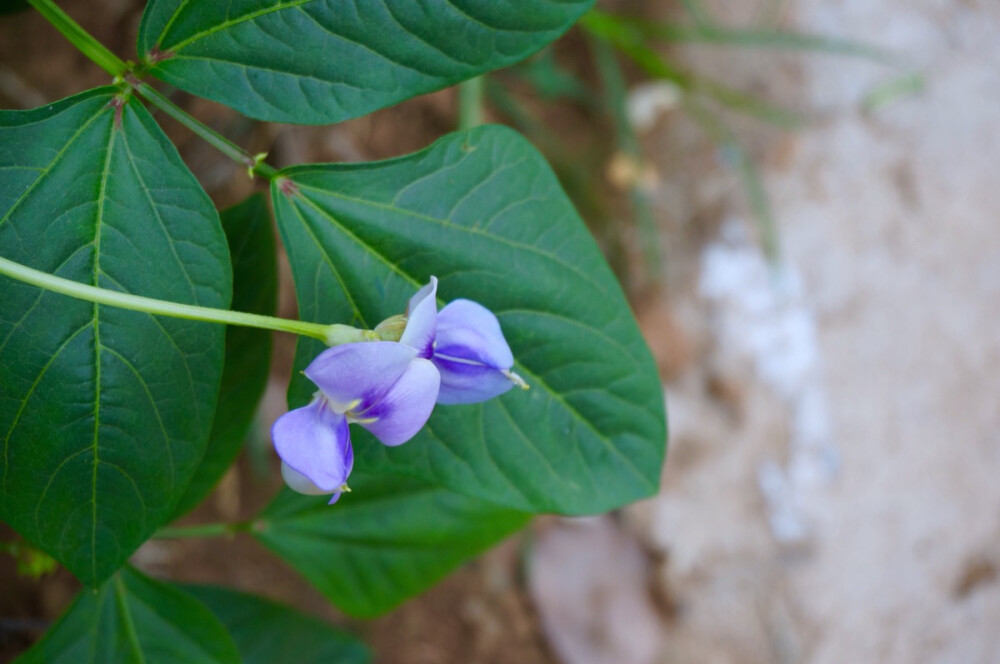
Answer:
[0, 88, 230, 586]
[271, 125, 666, 515]
[179, 584, 370, 664]
[137, 0, 595, 124]
[16, 566, 240, 664]
[255, 473, 529, 617]
[171, 194, 276, 519]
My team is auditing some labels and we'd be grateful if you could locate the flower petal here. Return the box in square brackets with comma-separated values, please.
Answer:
[433, 357, 516, 404]
[272, 399, 353, 492]
[434, 299, 514, 370]
[280, 462, 329, 495]
[305, 341, 417, 412]
[399, 276, 438, 358]
[281, 463, 344, 504]
[357, 357, 440, 446]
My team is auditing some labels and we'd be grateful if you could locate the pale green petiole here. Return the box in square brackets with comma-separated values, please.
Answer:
[28, 0, 127, 77]
[0, 255, 369, 346]
[29, 0, 281, 182]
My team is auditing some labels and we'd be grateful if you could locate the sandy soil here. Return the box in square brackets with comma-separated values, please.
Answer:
[528, 2, 1000, 663]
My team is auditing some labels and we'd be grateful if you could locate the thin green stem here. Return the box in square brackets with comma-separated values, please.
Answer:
[152, 521, 252, 540]
[0, 255, 367, 344]
[30, 0, 282, 180]
[133, 82, 279, 180]
[28, 0, 127, 76]
[681, 0, 715, 27]
[458, 77, 485, 130]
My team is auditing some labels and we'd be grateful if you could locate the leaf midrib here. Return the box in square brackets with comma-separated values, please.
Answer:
[89, 111, 117, 583]
[156, 0, 313, 53]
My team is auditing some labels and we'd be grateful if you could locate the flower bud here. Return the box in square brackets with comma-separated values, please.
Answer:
[374, 314, 408, 342]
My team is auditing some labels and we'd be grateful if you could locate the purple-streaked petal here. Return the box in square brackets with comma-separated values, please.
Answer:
[305, 341, 417, 412]
[433, 356, 516, 404]
[434, 299, 514, 370]
[356, 357, 440, 446]
[272, 399, 353, 492]
[399, 277, 438, 358]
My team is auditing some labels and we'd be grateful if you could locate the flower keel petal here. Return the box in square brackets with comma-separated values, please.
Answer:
[272, 400, 353, 492]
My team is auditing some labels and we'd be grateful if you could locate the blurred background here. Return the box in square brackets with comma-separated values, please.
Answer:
[2, 0, 999, 662]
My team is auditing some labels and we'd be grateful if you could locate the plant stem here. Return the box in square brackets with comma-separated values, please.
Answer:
[133, 82, 279, 181]
[152, 521, 252, 540]
[0, 255, 361, 344]
[28, 0, 127, 76]
[458, 76, 485, 130]
[29, 1, 282, 179]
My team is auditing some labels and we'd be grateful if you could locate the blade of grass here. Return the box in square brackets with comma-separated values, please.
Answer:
[586, 10, 901, 67]
[581, 13, 809, 129]
[862, 71, 925, 112]
[685, 98, 781, 264]
[681, 0, 715, 27]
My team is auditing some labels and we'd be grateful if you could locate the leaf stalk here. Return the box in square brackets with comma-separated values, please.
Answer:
[28, 0, 127, 77]
[132, 81, 279, 181]
[151, 521, 254, 540]
[458, 77, 485, 130]
[0, 255, 361, 344]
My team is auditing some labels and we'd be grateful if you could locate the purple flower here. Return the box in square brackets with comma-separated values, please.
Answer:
[272, 341, 439, 502]
[399, 277, 527, 405]
[272, 277, 523, 503]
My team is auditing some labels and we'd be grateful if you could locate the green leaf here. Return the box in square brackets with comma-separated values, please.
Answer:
[137, 0, 595, 124]
[171, 193, 277, 519]
[255, 473, 529, 617]
[16, 566, 240, 664]
[179, 584, 371, 664]
[0, 88, 230, 586]
[271, 125, 666, 515]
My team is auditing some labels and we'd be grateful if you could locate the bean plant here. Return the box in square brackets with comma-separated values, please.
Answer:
[0, 1, 666, 660]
